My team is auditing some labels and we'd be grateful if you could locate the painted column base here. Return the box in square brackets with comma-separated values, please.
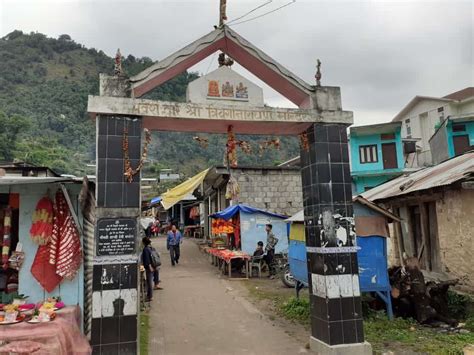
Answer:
[310, 337, 372, 355]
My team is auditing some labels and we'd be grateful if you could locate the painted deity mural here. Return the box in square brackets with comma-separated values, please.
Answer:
[207, 80, 249, 101]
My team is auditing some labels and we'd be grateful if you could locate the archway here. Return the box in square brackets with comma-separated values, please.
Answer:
[87, 24, 369, 354]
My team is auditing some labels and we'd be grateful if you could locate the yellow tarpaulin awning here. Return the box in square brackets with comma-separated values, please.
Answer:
[160, 168, 210, 210]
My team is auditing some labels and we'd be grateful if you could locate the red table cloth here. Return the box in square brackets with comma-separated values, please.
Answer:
[206, 248, 250, 262]
[0, 306, 91, 354]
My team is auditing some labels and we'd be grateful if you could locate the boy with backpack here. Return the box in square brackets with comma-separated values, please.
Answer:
[141, 236, 162, 302]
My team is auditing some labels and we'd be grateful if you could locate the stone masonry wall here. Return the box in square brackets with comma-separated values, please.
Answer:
[436, 188, 474, 292]
[233, 168, 303, 216]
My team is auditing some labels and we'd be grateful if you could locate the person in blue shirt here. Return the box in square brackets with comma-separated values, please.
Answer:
[167, 225, 182, 266]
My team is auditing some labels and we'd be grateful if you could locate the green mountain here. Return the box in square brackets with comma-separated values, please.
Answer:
[0, 30, 299, 178]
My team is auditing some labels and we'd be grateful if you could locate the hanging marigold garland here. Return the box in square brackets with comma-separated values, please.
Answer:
[193, 136, 209, 148]
[123, 127, 152, 183]
[299, 132, 310, 152]
[258, 138, 280, 156]
[226, 126, 238, 168]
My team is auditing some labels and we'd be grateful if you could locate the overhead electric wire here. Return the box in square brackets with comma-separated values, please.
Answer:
[228, 0, 296, 27]
[226, 1, 273, 26]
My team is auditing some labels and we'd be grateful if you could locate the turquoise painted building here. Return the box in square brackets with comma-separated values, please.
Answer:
[430, 115, 474, 164]
[350, 122, 406, 194]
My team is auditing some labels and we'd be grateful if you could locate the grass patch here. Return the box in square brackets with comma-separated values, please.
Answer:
[280, 297, 311, 324]
[140, 311, 150, 355]
[244, 281, 474, 354]
[365, 311, 474, 354]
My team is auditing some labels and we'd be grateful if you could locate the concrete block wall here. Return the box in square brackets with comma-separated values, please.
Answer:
[436, 189, 474, 292]
[232, 168, 303, 216]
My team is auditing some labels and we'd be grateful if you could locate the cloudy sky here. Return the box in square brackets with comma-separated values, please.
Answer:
[1, 0, 472, 126]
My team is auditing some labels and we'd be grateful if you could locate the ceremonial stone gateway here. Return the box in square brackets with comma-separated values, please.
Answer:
[88, 24, 371, 354]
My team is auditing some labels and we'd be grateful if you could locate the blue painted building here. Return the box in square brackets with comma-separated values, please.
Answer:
[350, 122, 407, 194]
[429, 114, 474, 164]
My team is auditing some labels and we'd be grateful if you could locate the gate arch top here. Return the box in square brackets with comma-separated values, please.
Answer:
[88, 24, 354, 134]
[129, 26, 313, 107]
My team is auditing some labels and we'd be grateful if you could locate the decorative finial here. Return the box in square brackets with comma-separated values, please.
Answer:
[219, 0, 228, 27]
[315, 59, 322, 87]
[218, 52, 234, 67]
[114, 48, 123, 76]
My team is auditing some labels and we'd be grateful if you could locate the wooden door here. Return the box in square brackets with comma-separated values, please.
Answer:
[453, 135, 470, 156]
[382, 143, 398, 169]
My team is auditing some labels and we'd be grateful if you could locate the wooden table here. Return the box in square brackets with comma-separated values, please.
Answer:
[206, 248, 250, 280]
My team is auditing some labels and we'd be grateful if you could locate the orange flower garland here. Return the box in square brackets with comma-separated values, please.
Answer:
[123, 127, 152, 183]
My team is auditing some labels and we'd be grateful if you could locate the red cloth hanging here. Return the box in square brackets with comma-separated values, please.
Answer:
[31, 244, 63, 293]
[54, 190, 82, 280]
[30, 196, 54, 245]
[31, 190, 83, 291]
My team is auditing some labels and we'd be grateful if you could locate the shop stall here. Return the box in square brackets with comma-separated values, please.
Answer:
[209, 204, 288, 254]
[0, 175, 90, 353]
[205, 204, 288, 279]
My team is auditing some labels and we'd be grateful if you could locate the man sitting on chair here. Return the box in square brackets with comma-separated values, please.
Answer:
[254, 241, 264, 256]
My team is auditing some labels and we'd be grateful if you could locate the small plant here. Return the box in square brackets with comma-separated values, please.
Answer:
[280, 297, 310, 323]
[465, 316, 474, 332]
[447, 291, 471, 320]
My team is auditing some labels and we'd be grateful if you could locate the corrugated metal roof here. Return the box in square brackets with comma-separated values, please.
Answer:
[361, 151, 474, 201]
[285, 210, 304, 223]
[0, 176, 75, 185]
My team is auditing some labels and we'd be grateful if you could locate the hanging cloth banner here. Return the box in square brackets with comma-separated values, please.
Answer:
[30, 196, 54, 245]
[31, 189, 83, 292]
[2, 208, 11, 270]
[54, 190, 82, 280]
[31, 243, 63, 293]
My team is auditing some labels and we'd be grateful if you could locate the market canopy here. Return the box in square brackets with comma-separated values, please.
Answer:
[210, 204, 287, 221]
[160, 168, 210, 210]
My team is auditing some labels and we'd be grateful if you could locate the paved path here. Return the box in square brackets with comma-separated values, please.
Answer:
[148, 237, 309, 355]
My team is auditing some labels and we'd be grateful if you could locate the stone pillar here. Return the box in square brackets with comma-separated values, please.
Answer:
[300, 123, 371, 354]
[91, 75, 142, 355]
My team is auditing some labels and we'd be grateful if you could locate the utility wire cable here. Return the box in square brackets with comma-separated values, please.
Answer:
[226, 0, 273, 26]
[229, 0, 295, 26]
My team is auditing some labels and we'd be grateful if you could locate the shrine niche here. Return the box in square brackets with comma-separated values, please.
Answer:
[187, 66, 264, 107]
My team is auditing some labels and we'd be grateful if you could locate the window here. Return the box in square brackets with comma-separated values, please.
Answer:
[359, 145, 378, 163]
[405, 119, 411, 138]
[381, 133, 395, 140]
[452, 124, 466, 132]
[438, 107, 445, 123]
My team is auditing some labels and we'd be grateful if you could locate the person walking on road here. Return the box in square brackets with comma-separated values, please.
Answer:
[141, 236, 162, 302]
[167, 225, 182, 266]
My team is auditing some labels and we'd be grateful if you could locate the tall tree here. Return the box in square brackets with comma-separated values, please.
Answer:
[0, 110, 30, 161]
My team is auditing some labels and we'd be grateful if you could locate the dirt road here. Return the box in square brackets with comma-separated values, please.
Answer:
[148, 237, 310, 355]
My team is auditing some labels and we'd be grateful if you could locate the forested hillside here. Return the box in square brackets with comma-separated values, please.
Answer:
[0, 31, 299, 178]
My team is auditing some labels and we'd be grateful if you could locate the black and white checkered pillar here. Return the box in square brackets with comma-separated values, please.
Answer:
[300, 123, 370, 352]
[91, 115, 142, 355]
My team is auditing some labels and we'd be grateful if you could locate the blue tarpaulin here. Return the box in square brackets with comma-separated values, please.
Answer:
[150, 196, 162, 205]
[210, 204, 287, 221]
